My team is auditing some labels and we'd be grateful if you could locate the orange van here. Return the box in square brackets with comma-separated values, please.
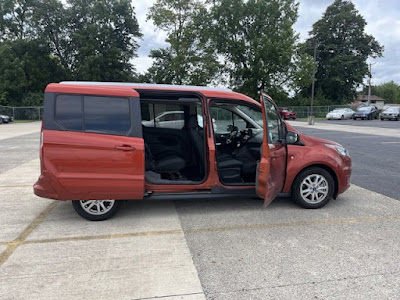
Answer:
[34, 82, 351, 220]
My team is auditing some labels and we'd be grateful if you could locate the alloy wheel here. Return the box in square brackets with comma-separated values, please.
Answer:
[79, 200, 116, 215]
[299, 174, 329, 204]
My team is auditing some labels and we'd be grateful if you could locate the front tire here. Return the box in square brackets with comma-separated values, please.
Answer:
[292, 167, 334, 209]
[72, 200, 123, 221]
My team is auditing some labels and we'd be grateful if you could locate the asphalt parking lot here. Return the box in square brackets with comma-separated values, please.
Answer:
[301, 118, 400, 129]
[1, 121, 400, 300]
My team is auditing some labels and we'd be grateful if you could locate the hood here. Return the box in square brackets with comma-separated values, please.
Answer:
[302, 135, 340, 146]
[284, 121, 340, 146]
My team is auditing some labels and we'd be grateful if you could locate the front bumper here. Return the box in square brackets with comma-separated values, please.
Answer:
[327, 115, 342, 119]
[381, 114, 399, 120]
[337, 156, 352, 196]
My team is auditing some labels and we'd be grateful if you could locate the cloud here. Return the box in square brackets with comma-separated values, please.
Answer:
[132, 1, 168, 73]
[133, 0, 400, 85]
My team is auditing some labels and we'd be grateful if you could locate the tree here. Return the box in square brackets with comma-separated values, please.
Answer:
[372, 81, 400, 104]
[304, 0, 383, 104]
[0, 0, 66, 106]
[66, 0, 142, 81]
[209, 0, 300, 100]
[0, 0, 143, 106]
[0, 0, 36, 41]
[0, 40, 66, 106]
[146, 0, 220, 85]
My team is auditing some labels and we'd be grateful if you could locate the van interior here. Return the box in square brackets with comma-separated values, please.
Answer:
[210, 102, 263, 185]
[140, 93, 207, 184]
[140, 93, 264, 185]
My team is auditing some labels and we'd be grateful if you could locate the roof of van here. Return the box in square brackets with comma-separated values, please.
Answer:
[45, 82, 259, 105]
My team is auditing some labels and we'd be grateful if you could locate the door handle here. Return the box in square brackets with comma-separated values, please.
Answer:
[115, 145, 136, 151]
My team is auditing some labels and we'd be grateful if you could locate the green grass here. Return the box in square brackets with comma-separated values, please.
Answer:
[12, 120, 40, 123]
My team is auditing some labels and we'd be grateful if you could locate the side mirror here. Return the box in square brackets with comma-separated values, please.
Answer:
[286, 131, 299, 144]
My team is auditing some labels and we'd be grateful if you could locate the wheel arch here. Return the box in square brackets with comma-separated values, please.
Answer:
[290, 164, 339, 199]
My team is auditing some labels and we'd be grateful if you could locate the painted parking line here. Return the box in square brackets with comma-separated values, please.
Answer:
[381, 141, 400, 144]
[0, 158, 206, 300]
[0, 201, 57, 267]
[1, 212, 400, 249]
[0, 185, 32, 188]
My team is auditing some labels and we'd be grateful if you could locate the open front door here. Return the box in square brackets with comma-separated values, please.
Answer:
[256, 93, 287, 206]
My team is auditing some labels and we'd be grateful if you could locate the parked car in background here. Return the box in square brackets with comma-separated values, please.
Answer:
[0, 114, 14, 124]
[380, 107, 400, 121]
[278, 108, 297, 120]
[326, 108, 354, 120]
[352, 106, 379, 120]
[142, 111, 217, 131]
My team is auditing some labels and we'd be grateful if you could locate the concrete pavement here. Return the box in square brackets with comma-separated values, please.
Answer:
[1, 120, 400, 299]
[0, 159, 206, 300]
[0, 122, 41, 140]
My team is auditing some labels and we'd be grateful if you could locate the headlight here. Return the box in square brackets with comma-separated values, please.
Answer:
[324, 144, 350, 157]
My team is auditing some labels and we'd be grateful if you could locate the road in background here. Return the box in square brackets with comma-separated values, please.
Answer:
[300, 118, 400, 129]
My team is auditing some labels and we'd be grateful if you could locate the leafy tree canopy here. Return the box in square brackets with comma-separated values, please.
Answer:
[145, 0, 220, 85]
[0, 0, 142, 106]
[209, 0, 301, 100]
[371, 81, 400, 104]
[303, 0, 383, 104]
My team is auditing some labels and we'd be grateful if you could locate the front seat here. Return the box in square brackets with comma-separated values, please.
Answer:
[145, 143, 185, 173]
[187, 115, 242, 183]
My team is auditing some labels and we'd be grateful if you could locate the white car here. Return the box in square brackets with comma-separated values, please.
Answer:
[142, 111, 217, 130]
[326, 108, 354, 120]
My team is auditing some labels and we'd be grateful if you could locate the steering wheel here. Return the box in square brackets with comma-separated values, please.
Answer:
[226, 126, 239, 144]
[240, 128, 253, 144]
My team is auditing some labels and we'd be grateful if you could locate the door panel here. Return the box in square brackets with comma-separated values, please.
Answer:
[256, 93, 287, 205]
[43, 130, 145, 200]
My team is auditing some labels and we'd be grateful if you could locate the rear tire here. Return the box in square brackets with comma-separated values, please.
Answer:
[292, 167, 334, 209]
[0, 118, 3, 124]
[72, 200, 123, 221]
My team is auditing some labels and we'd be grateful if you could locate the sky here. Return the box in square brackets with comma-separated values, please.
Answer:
[132, 0, 400, 87]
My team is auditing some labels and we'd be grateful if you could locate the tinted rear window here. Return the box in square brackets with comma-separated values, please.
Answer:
[55, 95, 83, 131]
[84, 96, 130, 135]
[55, 94, 130, 135]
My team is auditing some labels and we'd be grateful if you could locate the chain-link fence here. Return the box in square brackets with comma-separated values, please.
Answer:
[0, 105, 44, 121]
[286, 105, 352, 118]
[0, 104, 355, 121]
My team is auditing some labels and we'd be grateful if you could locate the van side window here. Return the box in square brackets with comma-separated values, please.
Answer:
[55, 95, 83, 131]
[54, 94, 130, 135]
[84, 96, 130, 135]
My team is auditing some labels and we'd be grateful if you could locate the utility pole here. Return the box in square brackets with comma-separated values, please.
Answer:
[367, 63, 373, 106]
[309, 43, 318, 125]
